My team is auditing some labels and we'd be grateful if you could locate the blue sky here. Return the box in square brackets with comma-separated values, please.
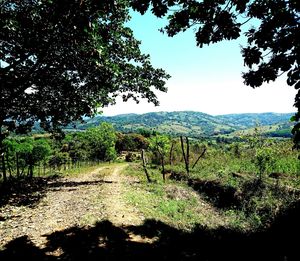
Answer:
[102, 11, 297, 116]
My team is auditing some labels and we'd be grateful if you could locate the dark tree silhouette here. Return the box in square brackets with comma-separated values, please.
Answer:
[0, 0, 170, 176]
[131, 0, 300, 148]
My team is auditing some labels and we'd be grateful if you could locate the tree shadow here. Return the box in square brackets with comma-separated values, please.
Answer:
[186, 177, 299, 213]
[0, 176, 56, 208]
[1, 200, 299, 261]
[0, 236, 46, 261]
[170, 171, 243, 209]
[0, 176, 114, 208]
[187, 178, 242, 209]
[47, 180, 115, 191]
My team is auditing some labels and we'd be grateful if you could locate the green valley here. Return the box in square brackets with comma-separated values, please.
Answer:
[70, 111, 295, 138]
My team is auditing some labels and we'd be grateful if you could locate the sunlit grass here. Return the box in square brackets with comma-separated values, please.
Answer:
[123, 158, 300, 232]
[124, 164, 240, 231]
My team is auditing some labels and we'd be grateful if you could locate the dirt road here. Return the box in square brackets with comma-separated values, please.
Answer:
[0, 164, 143, 249]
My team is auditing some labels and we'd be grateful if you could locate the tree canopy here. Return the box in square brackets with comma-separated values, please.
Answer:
[131, 0, 300, 148]
[85, 123, 117, 161]
[0, 0, 169, 138]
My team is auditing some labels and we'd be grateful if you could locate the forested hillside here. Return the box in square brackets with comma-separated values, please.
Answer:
[71, 111, 294, 137]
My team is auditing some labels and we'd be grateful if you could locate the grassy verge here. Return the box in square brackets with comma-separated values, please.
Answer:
[123, 163, 300, 232]
[123, 163, 251, 231]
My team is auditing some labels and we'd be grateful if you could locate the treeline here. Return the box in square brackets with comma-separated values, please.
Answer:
[0, 123, 117, 182]
[0, 123, 156, 182]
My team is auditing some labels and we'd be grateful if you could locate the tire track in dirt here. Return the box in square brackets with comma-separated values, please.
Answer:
[101, 164, 155, 244]
[101, 164, 144, 227]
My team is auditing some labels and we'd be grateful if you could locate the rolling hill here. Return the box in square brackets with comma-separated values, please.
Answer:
[71, 111, 295, 138]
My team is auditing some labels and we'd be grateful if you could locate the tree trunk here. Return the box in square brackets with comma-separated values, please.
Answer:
[161, 156, 165, 181]
[16, 152, 20, 177]
[186, 137, 189, 175]
[20, 165, 26, 176]
[1, 152, 7, 183]
[6, 148, 12, 177]
[169, 142, 174, 166]
[28, 160, 34, 179]
[141, 149, 151, 183]
[180, 136, 189, 176]
[38, 163, 41, 176]
[0, 125, 7, 182]
[180, 136, 186, 162]
[192, 147, 207, 169]
[156, 146, 166, 182]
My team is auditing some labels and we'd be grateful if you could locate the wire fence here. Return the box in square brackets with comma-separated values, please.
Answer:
[0, 159, 101, 180]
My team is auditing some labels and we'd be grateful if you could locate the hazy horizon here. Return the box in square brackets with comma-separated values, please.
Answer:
[100, 110, 296, 117]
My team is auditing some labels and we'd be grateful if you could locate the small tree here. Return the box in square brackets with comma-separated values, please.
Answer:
[16, 138, 51, 178]
[63, 133, 89, 163]
[255, 147, 276, 181]
[85, 123, 117, 162]
[231, 142, 241, 158]
[149, 134, 170, 181]
[141, 149, 151, 183]
[49, 152, 71, 172]
[115, 133, 149, 153]
[247, 128, 276, 180]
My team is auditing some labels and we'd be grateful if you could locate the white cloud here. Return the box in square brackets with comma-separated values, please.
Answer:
[102, 72, 296, 116]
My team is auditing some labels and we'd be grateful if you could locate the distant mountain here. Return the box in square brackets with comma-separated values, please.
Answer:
[70, 111, 295, 137]
[216, 112, 294, 128]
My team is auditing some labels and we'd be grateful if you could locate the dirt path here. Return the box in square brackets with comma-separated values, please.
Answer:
[101, 164, 143, 226]
[0, 164, 144, 249]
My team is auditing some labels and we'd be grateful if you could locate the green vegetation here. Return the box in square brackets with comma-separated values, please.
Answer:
[85, 123, 117, 162]
[1, 115, 299, 235]
[122, 132, 299, 232]
[0, 123, 118, 181]
[74, 111, 294, 138]
[124, 165, 227, 231]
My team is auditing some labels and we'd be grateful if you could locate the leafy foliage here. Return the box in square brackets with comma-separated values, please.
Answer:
[85, 123, 117, 161]
[115, 133, 149, 153]
[0, 0, 169, 137]
[255, 148, 276, 179]
[3, 136, 52, 177]
[48, 152, 70, 170]
[0, 123, 118, 180]
[149, 134, 171, 165]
